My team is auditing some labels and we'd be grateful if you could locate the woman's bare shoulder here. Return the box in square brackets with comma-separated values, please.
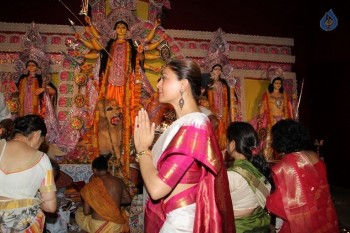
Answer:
[1, 142, 42, 171]
[6, 141, 38, 156]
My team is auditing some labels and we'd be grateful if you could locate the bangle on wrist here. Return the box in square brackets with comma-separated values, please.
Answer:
[135, 150, 151, 163]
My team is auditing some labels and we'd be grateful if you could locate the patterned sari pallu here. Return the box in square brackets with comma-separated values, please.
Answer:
[0, 198, 45, 233]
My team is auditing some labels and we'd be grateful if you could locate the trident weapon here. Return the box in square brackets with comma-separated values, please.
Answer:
[59, 50, 82, 66]
[66, 18, 118, 71]
[58, 0, 85, 26]
[295, 78, 304, 120]
[58, 0, 135, 76]
[68, 18, 77, 33]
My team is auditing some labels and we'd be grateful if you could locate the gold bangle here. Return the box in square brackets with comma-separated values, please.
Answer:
[135, 150, 150, 163]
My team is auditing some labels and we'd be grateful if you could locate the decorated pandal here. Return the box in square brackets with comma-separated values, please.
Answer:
[0, 0, 297, 186]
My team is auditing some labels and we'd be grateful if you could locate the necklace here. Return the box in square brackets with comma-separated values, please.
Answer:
[270, 95, 283, 109]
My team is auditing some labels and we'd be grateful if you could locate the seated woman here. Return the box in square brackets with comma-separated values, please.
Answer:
[226, 122, 273, 233]
[0, 114, 57, 232]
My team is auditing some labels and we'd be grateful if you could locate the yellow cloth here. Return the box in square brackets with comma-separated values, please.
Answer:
[75, 208, 124, 233]
[208, 83, 230, 150]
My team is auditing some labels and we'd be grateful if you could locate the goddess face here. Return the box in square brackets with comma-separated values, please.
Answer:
[273, 79, 282, 90]
[115, 23, 128, 38]
[211, 65, 222, 80]
[26, 61, 38, 73]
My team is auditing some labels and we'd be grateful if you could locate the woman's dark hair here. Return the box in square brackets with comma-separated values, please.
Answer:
[268, 77, 284, 93]
[99, 21, 137, 77]
[271, 119, 310, 154]
[166, 58, 202, 101]
[226, 122, 272, 185]
[0, 119, 13, 140]
[211, 64, 222, 72]
[11, 114, 47, 138]
[25, 60, 39, 70]
[92, 156, 109, 171]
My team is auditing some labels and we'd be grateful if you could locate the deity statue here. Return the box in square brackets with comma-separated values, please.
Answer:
[16, 60, 57, 117]
[256, 69, 295, 160]
[206, 64, 231, 150]
[70, 5, 170, 176]
[13, 22, 59, 144]
[199, 28, 239, 151]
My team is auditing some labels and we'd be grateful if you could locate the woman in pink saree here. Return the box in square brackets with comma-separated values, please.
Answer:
[134, 58, 234, 233]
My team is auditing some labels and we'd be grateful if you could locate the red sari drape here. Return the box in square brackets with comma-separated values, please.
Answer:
[266, 152, 339, 233]
[144, 123, 235, 233]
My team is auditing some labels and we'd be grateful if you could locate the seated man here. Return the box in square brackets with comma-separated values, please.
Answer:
[75, 156, 131, 232]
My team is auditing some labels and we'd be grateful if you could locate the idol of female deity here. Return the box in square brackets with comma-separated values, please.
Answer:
[256, 76, 295, 160]
[74, 12, 169, 174]
[206, 64, 231, 150]
[16, 60, 57, 117]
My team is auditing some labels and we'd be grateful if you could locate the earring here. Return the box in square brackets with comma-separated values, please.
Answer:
[179, 90, 184, 110]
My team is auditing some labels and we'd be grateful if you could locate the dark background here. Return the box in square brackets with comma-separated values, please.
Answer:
[1, 0, 349, 187]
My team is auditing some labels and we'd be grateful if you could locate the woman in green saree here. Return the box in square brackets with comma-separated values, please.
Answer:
[226, 122, 273, 233]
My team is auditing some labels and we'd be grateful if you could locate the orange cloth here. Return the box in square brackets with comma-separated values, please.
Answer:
[97, 41, 143, 178]
[260, 91, 293, 129]
[208, 83, 230, 150]
[22, 210, 45, 233]
[80, 177, 127, 224]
